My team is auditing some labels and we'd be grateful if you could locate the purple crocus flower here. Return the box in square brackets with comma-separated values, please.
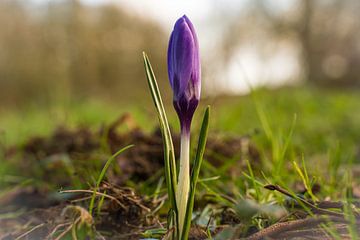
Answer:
[167, 15, 201, 237]
[168, 15, 201, 134]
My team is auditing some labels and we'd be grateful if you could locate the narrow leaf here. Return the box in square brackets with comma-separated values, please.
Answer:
[142, 52, 178, 235]
[89, 144, 133, 215]
[182, 106, 210, 240]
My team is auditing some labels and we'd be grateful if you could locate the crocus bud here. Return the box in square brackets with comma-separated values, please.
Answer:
[168, 15, 201, 134]
[167, 15, 201, 238]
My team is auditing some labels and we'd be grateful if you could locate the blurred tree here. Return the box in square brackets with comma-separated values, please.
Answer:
[213, 0, 360, 87]
[297, 0, 360, 87]
[0, 0, 169, 108]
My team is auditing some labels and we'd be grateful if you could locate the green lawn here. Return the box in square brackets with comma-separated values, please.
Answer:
[0, 86, 359, 238]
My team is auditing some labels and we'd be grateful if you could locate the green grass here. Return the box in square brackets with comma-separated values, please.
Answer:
[212, 87, 360, 155]
[0, 99, 155, 146]
[0, 86, 359, 237]
[1, 86, 359, 179]
[2, 86, 360, 152]
[209, 87, 359, 197]
[1, 87, 359, 169]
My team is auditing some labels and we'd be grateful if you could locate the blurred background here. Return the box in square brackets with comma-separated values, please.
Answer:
[1, 1, 360, 237]
[0, 0, 359, 143]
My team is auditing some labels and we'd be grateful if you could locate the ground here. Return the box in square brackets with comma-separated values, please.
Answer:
[0, 87, 359, 239]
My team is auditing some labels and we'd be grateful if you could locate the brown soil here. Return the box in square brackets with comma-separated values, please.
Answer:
[0, 183, 155, 239]
[0, 114, 259, 239]
[246, 215, 360, 240]
[2, 114, 358, 239]
[8, 113, 260, 188]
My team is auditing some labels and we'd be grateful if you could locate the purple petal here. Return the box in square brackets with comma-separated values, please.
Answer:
[167, 31, 175, 88]
[167, 15, 201, 131]
[183, 15, 201, 99]
[168, 17, 195, 99]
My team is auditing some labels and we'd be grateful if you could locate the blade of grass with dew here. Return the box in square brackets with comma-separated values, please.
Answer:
[143, 52, 178, 234]
[88, 144, 133, 215]
[182, 106, 210, 240]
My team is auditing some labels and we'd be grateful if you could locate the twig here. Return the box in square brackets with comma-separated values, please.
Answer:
[153, 194, 168, 204]
[12, 220, 33, 236]
[247, 216, 349, 240]
[70, 196, 93, 203]
[59, 189, 127, 210]
[151, 197, 165, 215]
[96, 184, 151, 212]
[54, 217, 80, 240]
[46, 222, 72, 240]
[15, 223, 45, 240]
[264, 184, 345, 217]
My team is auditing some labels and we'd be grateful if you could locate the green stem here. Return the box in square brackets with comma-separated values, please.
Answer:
[177, 131, 190, 238]
[182, 106, 210, 240]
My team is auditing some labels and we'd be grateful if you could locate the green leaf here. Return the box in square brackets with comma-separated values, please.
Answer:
[142, 52, 178, 235]
[182, 106, 210, 240]
[142, 228, 168, 238]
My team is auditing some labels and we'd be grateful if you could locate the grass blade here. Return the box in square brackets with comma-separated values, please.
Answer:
[182, 106, 210, 240]
[89, 144, 134, 215]
[142, 52, 178, 234]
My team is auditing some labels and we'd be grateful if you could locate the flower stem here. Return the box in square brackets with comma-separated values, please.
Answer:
[176, 129, 190, 238]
